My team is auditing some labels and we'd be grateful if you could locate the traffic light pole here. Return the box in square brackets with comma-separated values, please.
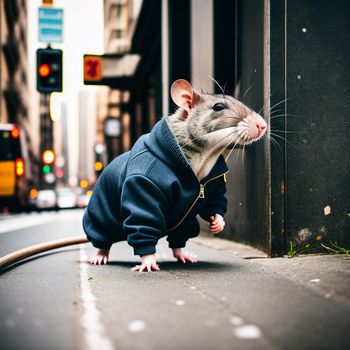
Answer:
[39, 93, 54, 189]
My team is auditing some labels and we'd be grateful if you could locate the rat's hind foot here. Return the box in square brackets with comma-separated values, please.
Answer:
[88, 249, 109, 265]
[172, 248, 198, 264]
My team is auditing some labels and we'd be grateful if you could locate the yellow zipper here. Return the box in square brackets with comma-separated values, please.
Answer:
[199, 184, 205, 198]
[167, 171, 229, 232]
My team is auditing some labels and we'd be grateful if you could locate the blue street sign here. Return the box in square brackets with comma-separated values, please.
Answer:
[38, 7, 64, 43]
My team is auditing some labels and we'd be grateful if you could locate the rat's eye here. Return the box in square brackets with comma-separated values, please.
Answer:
[213, 103, 227, 111]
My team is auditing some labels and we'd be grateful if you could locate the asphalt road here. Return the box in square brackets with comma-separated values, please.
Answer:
[0, 210, 349, 350]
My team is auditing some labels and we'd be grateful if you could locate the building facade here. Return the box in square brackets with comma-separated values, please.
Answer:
[102, 0, 349, 255]
[0, 0, 39, 192]
[98, 0, 142, 164]
[78, 90, 97, 186]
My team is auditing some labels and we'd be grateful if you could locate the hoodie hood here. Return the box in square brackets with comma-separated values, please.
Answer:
[144, 119, 228, 181]
[144, 119, 192, 173]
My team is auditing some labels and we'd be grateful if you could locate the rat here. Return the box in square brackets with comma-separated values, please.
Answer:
[83, 79, 267, 272]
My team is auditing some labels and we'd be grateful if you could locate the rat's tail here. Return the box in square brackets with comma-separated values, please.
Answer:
[0, 235, 89, 272]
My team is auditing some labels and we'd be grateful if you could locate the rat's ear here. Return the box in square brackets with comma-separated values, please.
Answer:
[171, 79, 201, 114]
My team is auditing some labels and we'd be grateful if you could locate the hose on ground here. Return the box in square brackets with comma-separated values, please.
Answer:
[0, 235, 89, 272]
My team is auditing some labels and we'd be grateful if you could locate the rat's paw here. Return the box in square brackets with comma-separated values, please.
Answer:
[131, 263, 160, 273]
[210, 214, 225, 234]
[131, 254, 160, 273]
[172, 248, 198, 264]
[88, 256, 108, 265]
[88, 249, 109, 265]
[178, 251, 198, 264]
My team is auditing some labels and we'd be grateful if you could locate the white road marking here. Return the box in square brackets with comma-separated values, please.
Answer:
[175, 300, 185, 306]
[310, 278, 320, 283]
[234, 324, 262, 339]
[127, 320, 146, 333]
[0, 210, 83, 234]
[79, 245, 115, 350]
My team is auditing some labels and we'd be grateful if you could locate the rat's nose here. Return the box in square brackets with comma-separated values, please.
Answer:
[256, 122, 267, 136]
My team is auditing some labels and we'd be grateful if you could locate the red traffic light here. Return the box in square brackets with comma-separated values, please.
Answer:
[39, 63, 51, 77]
[36, 48, 63, 93]
[11, 127, 20, 139]
[42, 149, 55, 165]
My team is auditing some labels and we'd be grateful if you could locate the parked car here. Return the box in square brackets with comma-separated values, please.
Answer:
[36, 190, 57, 210]
[56, 188, 77, 209]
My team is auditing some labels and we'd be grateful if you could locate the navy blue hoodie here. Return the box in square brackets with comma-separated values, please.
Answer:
[82, 118, 228, 256]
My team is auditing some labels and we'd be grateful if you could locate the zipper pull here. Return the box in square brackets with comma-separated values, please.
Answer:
[199, 184, 205, 198]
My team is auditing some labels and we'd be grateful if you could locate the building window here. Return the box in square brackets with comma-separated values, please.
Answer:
[112, 29, 123, 39]
[116, 4, 123, 18]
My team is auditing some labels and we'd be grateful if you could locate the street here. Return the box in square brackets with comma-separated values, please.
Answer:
[0, 210, 349, 350]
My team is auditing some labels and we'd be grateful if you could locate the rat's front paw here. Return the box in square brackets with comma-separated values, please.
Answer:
[172, 248, 198, 264]
[88, 249, 109, 265]
[131, 254, 160, 273]
[210, 214, 225, 234]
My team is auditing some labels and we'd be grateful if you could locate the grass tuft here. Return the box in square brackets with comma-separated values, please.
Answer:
[321, 241, 350, 256]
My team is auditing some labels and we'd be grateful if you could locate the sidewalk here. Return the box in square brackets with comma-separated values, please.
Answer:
[195, 235, 350, 306]
[83, 234, 350, 350]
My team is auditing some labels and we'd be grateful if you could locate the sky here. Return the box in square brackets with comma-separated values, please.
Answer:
[27, 0, 105, 185]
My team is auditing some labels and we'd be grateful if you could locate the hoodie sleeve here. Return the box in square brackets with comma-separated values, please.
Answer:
[199, 175, 227, 221]
[166, 216, 200, 249]
[121, 175, 168, 256]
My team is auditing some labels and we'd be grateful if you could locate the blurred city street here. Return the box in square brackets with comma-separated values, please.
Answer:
[1, 210, 349, 350]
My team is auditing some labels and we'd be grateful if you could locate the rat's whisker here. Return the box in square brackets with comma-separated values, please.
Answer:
[269, 113, 299, 119]
[267, 98, 289, 116]
[270, 132, 287, 142]
[270, 136, 283, 153]
[224, 135, 243, 161]
[242, 84, 254, 100]
[268, 108, 284, 116]
[270, 129, 305, 134]
[259, 92, 273, 115]
[223, 80, 228, 95]
[270, 132, 300, 151]
[242, 143, 246, 168]
[221, 81, 230, 107]
[208, 75, 225, 95]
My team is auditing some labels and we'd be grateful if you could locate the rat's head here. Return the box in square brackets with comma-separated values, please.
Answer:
[170, 79, 267, 149]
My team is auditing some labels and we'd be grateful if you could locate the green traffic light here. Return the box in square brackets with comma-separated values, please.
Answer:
[43, 165, 51, 174]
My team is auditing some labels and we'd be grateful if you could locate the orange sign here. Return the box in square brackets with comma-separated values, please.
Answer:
[42, 0, 54, 5]
[84, 55, 102, 81]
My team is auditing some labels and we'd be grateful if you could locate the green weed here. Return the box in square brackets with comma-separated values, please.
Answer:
[288, 239, 350, 258]
[321, 241, 350, 256]
[287, 241, 312, 258]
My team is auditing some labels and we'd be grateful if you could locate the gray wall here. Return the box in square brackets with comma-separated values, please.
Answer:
[222, 0, 350, 255]
[223, 0, 270, 253]
[283, 0, 350, 251]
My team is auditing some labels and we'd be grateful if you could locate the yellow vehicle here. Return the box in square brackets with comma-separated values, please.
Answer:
[0, 124, 32, 210]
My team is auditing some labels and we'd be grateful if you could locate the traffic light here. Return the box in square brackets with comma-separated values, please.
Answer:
[42, 164, 51, 174]
[42, 149, 55, 165]
[37, 48, 63, 93]
[41, 149, 55, 175]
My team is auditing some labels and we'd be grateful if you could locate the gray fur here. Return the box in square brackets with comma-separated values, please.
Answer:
[165, 92, 267, 180]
